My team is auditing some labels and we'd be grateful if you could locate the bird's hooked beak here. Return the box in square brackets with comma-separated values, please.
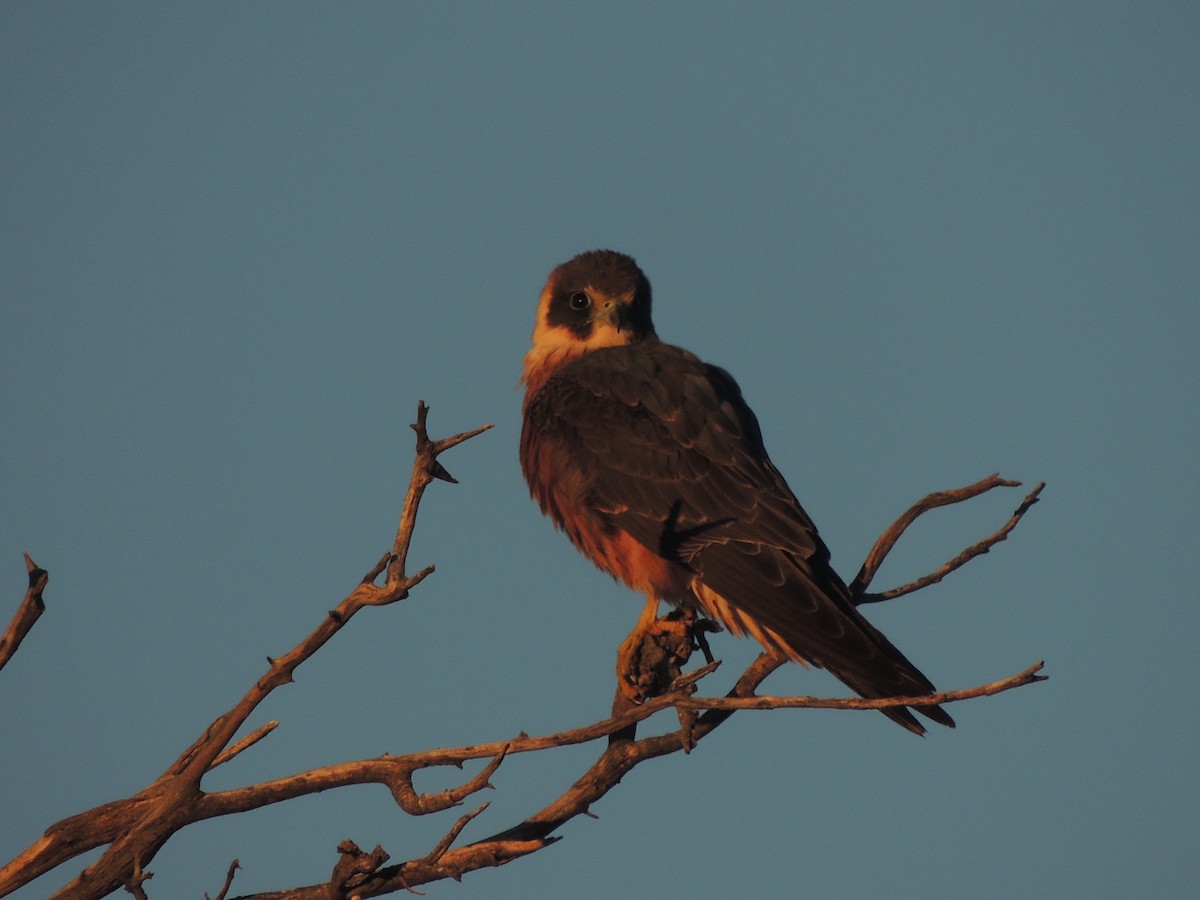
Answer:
[595, 296, 630, 333]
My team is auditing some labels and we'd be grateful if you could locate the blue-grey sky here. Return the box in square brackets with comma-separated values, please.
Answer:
[2, 3, 1196, 898]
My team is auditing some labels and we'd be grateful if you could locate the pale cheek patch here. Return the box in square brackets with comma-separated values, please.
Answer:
[522, 313, 634, 391]
[528, 312, 624, 352]
[586, 320, 629, 349]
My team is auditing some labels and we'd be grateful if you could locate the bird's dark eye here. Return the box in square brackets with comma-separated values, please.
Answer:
[568, 291, 591, 311]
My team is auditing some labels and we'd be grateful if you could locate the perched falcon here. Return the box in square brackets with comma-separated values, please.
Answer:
[520, 250, 953, 734]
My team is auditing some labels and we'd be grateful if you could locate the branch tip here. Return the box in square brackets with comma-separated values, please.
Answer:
[435, 422, 495, 455]
[422, 802, 491, 866]
[2, 554, 49, 672]
[23, 553, 48, 590]
[430, 461, 458, 483]
[671, 658, 721, 692]
[206, 858, 241, 900]
[678, 661, 1047, 715]
[211, 721, 280, 769]
[852, 473, 1044, 601]
[1, 430, 1046, 898]
[362, 552, 393, 584]
[404, 565, 436, 591]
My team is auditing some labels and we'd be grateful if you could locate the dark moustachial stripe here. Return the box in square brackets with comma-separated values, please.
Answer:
[545, 286, 595, 340]
[545, 250, 655, 341]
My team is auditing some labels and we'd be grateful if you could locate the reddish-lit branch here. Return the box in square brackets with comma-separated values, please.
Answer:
[218, 656, 1043, 898]
[210, 723, 279, 770]
[0, 553, 47, 673]
[205, 860, 240, 900]
[851, 474, 1044, 602]
[0, 404, 493, 900]
[1, 430, 1043, 900]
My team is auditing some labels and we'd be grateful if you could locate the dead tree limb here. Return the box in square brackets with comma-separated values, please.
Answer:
[0, 430, 1044, 900]
[0, 403, 493, 900]
[204, 860, 240, 900]
[851, 474, 1045, 601]
[0, 553, 47, 672]
[217, 653, 1043, 900]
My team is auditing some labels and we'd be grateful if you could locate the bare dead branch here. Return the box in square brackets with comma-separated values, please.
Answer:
[6, 655, 1044, 897]
[362, 551, 392, 585]
[228, 838, 550, 899]
[1, 414, 1043, 900]
[387, 746, 508, 816]
[864, 481, 1045, 603]
[224, 804, 534, 900]
[205, 859, 241, 900]
[388, 401, 494, 588]
[0, 404, 491, 900]
[331, 840, 391, 893]
[469, 653, 790, 851]
[0, 553, 48, 673]
[678, 661, 1046, 713]
[121, 857, 150, 899]
[361, 838, 549, 898]
[456, 657, 1045, 875]
[196, 660, 1053, 897]
[210, 722, 279, 770]
[422, 803, 491, 867]
[850, 474, 1043, 600]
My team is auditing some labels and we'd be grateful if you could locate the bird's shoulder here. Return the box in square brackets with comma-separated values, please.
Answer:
[522, 337, 826, 568]
[527, 340, 765, 453]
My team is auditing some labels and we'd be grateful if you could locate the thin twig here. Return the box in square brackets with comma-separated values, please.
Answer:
[1, 432, 1044, 900]
[857, 481, 1044, 603]
[422, 803, 490, 866]
[386, 746, 509, 816]
[388, 402, 494, 587]
[211, 722, 279, 770]
[0, 405, 491, 900]
[678, 661, 1046, 712]
[122, 857, 151, 899]
[206, 859, 241, 900]
[850, 474, 1041, 599]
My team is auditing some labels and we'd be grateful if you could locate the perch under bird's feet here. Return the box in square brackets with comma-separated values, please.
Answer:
[616, 601, 719, 703]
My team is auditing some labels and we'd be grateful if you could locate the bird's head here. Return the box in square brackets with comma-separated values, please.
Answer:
[523, 250, 657, 388]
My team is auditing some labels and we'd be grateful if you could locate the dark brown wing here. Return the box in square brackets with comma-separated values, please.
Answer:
[524, 340, 953, 734]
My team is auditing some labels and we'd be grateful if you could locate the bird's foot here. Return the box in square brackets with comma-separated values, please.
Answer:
[616, 606, 720, 704]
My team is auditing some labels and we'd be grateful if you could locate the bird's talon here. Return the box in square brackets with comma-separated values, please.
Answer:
[615, 607, 711, 702]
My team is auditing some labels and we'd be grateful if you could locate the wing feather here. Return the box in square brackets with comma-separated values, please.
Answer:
[523, 340, 952, 732]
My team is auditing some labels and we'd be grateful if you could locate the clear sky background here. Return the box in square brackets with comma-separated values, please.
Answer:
[2, 3, 1196, 898]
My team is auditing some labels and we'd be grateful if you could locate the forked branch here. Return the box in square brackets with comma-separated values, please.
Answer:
[1, 423, 1042, 900]
[851, 474, 1045, 602]
[219, 474, 1045, 899]
[0, 404, 493, 900]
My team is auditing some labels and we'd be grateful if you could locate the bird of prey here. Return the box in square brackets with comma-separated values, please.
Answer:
[519, 249, 953, 734]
